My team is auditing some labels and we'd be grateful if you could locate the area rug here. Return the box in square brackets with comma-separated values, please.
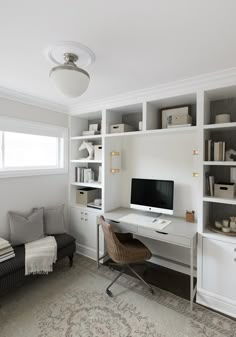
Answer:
[0, 255, 235, 337]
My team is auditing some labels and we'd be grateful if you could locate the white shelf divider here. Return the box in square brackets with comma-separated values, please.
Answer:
[204, 122, 236, 131]
[70, 135, 102, 141]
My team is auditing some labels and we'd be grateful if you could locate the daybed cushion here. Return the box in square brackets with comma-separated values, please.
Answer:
[0, 233, 75, 279]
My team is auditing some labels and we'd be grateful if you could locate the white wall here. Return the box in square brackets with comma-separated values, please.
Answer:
[120, 132, 198, 268]
[0, 98, 69, 239]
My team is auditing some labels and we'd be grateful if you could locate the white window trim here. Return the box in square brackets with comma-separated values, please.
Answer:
[0, 116, 68, 178]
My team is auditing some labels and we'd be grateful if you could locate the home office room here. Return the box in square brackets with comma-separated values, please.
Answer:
[1, 1, 236, 337]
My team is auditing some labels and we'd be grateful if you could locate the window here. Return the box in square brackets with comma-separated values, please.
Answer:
[0, 117, 68, 177]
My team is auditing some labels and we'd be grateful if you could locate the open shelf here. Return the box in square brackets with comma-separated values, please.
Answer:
[71, 204, 102, 213]
[105, 125, 197, 138]
[203, 196, 236, 205]
[71, 182, 102, 189]
[204, 122, 236, 131]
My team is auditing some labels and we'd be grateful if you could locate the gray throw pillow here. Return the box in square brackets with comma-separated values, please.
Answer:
[44, 205, 65, 235]
[8, 208, 44, 246]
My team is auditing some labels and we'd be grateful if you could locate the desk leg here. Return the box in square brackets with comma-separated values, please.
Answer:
[97, 223, 100, 269]
[190, 237, 195, 311]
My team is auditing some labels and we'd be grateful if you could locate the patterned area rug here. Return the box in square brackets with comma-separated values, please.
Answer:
[0, 255, 236, 337]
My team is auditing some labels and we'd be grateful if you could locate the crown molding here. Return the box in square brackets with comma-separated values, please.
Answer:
[69, 67, 236, 114]
[0, 85, 69, 114]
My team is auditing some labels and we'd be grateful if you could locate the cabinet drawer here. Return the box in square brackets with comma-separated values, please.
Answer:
[108, 220, 138, 233]
[137, 226, 191, 247]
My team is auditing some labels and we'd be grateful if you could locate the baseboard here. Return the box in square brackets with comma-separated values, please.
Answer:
[75, 243, 97, 260]
[197, 288, 236, 318]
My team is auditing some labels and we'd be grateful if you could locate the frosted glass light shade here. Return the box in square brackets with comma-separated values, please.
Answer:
[50, 65, 90, 97]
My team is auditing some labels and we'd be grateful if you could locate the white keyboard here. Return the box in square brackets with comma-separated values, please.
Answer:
[118, 213, 171, 231]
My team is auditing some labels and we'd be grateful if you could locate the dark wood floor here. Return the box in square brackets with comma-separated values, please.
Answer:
[106, 260, 196, 301]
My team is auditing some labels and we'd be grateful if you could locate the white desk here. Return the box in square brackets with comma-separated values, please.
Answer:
[97, 207, 197, 310]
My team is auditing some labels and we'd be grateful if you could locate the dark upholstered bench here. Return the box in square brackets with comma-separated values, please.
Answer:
[0, 233, 76, 292]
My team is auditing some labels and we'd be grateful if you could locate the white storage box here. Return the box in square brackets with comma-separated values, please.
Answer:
[76, 188, 99, 205]
[214, 183, 235, 199]
[94, 145, 102, 160]
[169, 114, 192, 126]
[110, 124, 135, 134]
[161, 106, 191, 128]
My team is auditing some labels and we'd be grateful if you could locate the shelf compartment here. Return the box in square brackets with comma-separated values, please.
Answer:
[70, 111, 102, 137]
[106, 103, 143, 134]
[203, 196, 236, 205]
[146, 93, 197, 131]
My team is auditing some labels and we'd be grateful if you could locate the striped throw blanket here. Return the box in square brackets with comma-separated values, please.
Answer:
[25, 236, 57, 275]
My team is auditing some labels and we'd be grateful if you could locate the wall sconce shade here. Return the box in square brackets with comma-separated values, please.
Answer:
[110, 151, 121, 173]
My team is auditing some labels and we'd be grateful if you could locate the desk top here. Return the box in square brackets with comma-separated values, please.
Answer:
[104, 207, 197, 240]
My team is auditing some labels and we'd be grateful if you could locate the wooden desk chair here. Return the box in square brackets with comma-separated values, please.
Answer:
[99, 215, 154, 296]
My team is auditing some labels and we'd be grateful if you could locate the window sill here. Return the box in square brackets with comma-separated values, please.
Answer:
[0, 168, 68, 178]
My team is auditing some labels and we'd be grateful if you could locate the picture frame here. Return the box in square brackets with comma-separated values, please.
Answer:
[161, 105, 191, 129]
[89, 123, 99, 131]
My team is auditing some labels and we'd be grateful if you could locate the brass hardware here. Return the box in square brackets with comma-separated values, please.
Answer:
[192, 172, 199, 177]
[193, 150, 199, 155]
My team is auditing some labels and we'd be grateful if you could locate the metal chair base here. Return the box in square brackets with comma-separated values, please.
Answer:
[106, 263, 154, 296]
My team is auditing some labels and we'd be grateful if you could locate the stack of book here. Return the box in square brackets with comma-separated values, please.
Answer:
[76, 167, 95, 183]
[205, 140, 226, 161]
[0, 238, 15, 263]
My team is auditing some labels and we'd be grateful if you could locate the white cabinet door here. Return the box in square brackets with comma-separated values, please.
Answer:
[69, 207, 104, 258]
[202, 237, 236, 300]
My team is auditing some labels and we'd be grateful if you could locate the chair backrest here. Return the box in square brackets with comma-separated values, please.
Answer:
[99, 215, 123, 262]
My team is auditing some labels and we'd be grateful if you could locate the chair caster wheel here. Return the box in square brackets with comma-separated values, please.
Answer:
[106, 289, 113, 297]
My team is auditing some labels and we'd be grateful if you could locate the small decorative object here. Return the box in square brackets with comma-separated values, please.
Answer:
[222, 219, 229, 228]
[94, 198, 102, 206]
[215, 220, 222, 229]
[185, 210, 195, 223]
[222, 227, 231, 233]
[215, 113, 231, 124]
[226, 149, 236, 161]
[89, 124, 99, 131]
[161, 105, 192, 129]
[94, 145, 102, 161]
[110, 151, 121, 173]
[230, 217, 236, 230]
[78, 141, 94, 160]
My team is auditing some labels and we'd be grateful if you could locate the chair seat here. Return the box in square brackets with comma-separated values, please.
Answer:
[0, 233, 75, 278]
[116, 238, 152, 264]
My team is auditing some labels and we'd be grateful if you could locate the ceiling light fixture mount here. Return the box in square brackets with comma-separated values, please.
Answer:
[46, 41, 95, 98]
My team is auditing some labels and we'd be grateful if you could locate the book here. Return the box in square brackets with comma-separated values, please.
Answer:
[209, 176, 215, 196]
[214, 142, 221, 161]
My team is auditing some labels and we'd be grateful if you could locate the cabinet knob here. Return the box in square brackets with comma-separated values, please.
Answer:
[80, 218, 84, 220]
[234, 248, 236, 252]
[85, 219, 87, 221]
[234, 258, 236, 262]
[85, 212, 88, 215]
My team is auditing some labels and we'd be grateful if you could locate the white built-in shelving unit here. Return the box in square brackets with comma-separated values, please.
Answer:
[69, 79, 236, 317]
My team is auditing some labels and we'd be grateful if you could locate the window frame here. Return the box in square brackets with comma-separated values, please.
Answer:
[0, 116, 68, 178]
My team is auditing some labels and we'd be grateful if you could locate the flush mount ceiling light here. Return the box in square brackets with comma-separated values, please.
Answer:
[46, 41, 95, 98]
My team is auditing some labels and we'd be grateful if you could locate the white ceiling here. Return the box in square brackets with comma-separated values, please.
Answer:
[0, 0, 236, 109]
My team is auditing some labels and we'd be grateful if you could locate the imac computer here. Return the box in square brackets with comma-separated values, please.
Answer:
[130, 178, 174, 215]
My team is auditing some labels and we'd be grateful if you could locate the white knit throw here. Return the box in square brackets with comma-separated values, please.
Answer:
[25, 236, 57, 275]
